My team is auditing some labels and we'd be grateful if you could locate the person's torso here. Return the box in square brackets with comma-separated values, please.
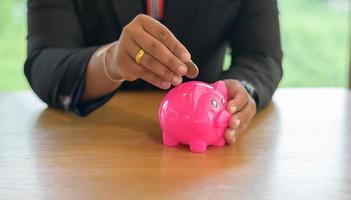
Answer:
[74, 0, 242, 89]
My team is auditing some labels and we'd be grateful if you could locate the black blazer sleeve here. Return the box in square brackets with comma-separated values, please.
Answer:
[24, 0, 115, 116]
[219, 0, 283, 111]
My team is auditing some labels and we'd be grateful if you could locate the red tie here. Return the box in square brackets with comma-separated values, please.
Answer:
[146, 0, 164, 20]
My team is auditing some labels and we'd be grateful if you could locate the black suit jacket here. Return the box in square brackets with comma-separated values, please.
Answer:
[25, 0, 282, 116]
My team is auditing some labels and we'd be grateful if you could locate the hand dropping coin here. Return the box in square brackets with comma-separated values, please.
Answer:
[185, 60, 199, 79]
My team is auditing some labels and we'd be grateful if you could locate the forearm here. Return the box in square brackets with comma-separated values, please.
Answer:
[81, 43, 123, 102]
[26, 0, 123, 116]
[224, 0, 282, 111]
[219, 53, 282, 111]
[24, 47, 99, 110]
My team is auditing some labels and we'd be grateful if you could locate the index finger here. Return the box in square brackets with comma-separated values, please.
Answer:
[131, 28, 188, 76]
[226, 81, 252, 114]
[138, 15, 191, 63]
[227, 92, 249, 114]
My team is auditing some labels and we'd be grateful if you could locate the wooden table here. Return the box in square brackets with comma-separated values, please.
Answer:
[0, 89, 350, 200]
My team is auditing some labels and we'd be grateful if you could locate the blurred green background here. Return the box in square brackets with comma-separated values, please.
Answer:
[0, 0, 349, 90]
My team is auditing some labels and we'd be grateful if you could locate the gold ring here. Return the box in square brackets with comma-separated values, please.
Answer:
[135, 49, 145, 64]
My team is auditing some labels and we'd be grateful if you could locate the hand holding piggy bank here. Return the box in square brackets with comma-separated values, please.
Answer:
[159, 81, 231, 153]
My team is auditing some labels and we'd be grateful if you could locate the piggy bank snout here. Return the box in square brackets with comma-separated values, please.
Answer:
[214, 109, 231, 128]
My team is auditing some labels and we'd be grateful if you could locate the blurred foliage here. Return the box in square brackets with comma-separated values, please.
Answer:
[0, 0, 27, 90]
[0, 0, 349, 90]
[278, 0, 349, 87]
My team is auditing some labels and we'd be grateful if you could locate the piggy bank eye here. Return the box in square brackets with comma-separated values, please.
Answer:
[211, 99, 218, 108]
[221, 98, 225, 105]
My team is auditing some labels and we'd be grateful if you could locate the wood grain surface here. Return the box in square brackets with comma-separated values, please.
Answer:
[0, 89, 350, 200]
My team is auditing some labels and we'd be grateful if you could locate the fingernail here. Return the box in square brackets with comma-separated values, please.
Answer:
[230, 130, 236, 139]
[228, 130, 236, 143]
[229, 106, 237, 114]
[235, 119, 240, 129]
[172, 76, 182, 85]
[181, 53, 191, 62]
[178, 65, 187, 74]
[232, 137, 237, 143]
[162, 81, 170, 89]
[226, 129, 235, 140]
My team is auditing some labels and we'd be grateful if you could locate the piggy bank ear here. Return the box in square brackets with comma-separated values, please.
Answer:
[213, 81, 228, 100]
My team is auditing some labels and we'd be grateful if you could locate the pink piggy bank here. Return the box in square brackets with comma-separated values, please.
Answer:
[159, 81, 232, 153]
